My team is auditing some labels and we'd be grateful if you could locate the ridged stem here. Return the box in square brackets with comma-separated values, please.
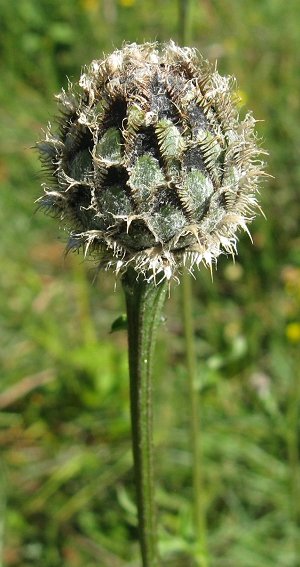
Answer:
[181, 269, 208, 567]
[122, 268, 167, 567]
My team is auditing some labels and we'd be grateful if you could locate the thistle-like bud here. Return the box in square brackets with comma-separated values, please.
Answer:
[37, 41, 265, 282]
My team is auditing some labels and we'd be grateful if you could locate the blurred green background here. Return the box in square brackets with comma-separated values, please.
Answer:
[0, 1, 299, 565]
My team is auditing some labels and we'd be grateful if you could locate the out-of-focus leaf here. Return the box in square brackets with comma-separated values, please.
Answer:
[110, 314, 128, 334]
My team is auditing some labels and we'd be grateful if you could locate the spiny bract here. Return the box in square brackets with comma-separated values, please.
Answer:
[37, 41, 265, 282]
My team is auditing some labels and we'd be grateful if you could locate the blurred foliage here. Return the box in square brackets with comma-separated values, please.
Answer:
[0, 0, 299, 565]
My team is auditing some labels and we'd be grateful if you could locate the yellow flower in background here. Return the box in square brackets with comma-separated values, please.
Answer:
[120, 0, 135, 6]
[282, 265, 300, 301]
[81, 0, 98, 12]
[235, 89, 248, 108]
[224, 262, 243, 282]
[286, 322, 300, 343]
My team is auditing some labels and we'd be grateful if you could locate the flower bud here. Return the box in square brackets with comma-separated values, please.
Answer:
[37, 41, 265, 282]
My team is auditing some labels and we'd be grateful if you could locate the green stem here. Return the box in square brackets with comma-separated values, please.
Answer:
[178, 0, 191, 45]
[0, 461, 6, 567]
[181, 269, 208, 567]
[178, 2, 208, 563]
[122, 268, 167, 567]
[286, 353, 300, 559]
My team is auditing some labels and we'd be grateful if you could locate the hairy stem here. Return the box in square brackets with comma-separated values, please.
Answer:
[122, 268, 167, 567]
[181, 269, 208, 567]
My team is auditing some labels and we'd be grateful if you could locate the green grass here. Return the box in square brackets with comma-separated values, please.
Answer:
[0, 0, 300, 565]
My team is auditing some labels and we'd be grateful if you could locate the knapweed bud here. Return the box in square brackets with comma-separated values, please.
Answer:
[37, 41, 265, 282]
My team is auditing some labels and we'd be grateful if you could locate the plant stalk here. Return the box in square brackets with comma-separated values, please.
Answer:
[286, 352, 300, 560]
[122, 268, 167, 567]
[181, 268, 208, 567]
[178, 0, 191, 45]
[178, 2, 208, 563]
